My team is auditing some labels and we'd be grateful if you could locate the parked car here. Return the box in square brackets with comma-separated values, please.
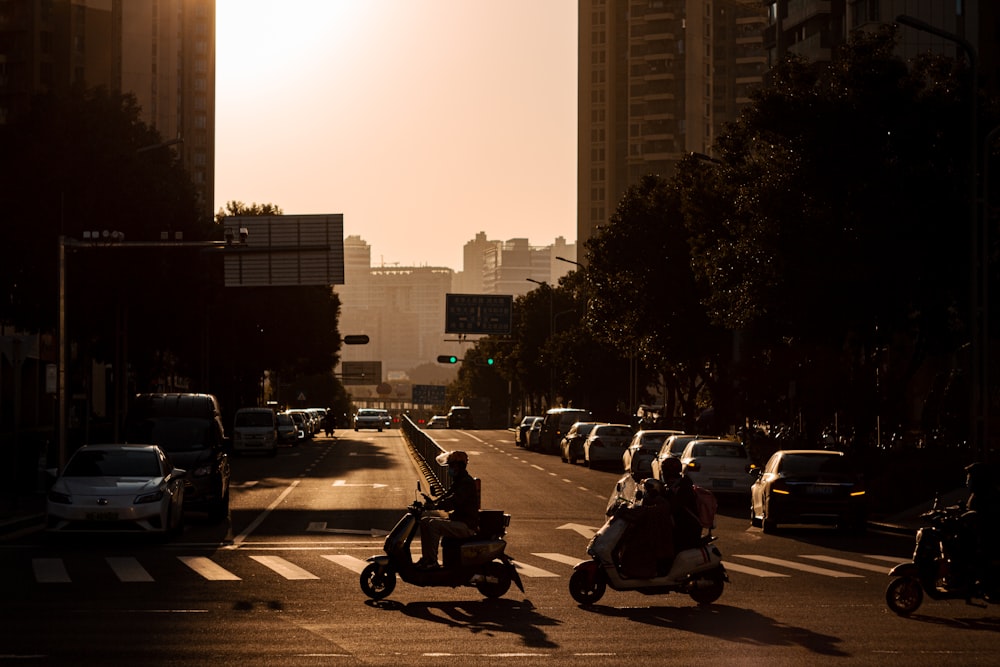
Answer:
[679, 439, 755, 494]
[46, 444, 186, 538]
[650, 434, 703, 482]
[622, 429, 684, 480]
[447, 405, 473, 429]
[516, 415, 541, 447]
[526, 417, 544, 449]
[538, 408, 593, 453]
[276, 412, 299, 444]
[750, 449, 868, 533]
[286, 409, 315, 438]
[285, 411, 308, 441]
[232, 407, 278, 457]
[426, 415, 449, 429]
[583, 424, 634, 468]
[559, 421, 600, 464]
[124, 393, 230, 522]
[354, 409, 384, 431]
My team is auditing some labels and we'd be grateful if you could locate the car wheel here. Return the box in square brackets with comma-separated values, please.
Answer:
[762, 513, 777, 534]
[750, 506, 762, 528]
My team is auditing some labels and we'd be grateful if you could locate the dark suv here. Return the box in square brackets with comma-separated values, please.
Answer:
[447, 406, 473, 429]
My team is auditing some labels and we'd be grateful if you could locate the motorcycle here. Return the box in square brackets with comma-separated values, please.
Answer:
[360, 486, 524, 600]
[886, 496, 998, 616]
[568, 495, 728, 605]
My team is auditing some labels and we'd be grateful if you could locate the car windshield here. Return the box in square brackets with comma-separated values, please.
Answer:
[780, 453, 853, 475]
[64, 450, 160, 477]
[235, 412, 273, 427]
[691, 443, 746, 458]
[128, 418, 213, 452]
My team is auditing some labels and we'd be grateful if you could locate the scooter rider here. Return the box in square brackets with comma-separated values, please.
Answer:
[617, 478, 673, 578]
[961, 462, 1000, 596]
[661, 457, 703, 552]
[416, 450, 480, 569]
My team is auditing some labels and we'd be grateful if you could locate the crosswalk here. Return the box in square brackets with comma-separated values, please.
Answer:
[22, 550, 903, 585]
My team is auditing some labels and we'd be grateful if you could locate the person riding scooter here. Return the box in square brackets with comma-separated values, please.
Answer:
[617, 478, 673, 578]
[961, 462, 1000, 597]
[660, 457, 703, 552]
[416, 450, 480, 569]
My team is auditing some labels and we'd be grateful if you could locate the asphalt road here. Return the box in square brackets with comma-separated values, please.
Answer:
[0, 429, 997, 666]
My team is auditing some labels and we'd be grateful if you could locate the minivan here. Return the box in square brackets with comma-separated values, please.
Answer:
[233, 407, 278, 457]
[538, 408, 592, 453]
[124, 393, 231, 522]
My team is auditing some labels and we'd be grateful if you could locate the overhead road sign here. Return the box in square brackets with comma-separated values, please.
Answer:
[223, 214, 345, 287]
[445, 294, 512, 335]
[341, 361, 381, 386]
[412, 384, 447, 405]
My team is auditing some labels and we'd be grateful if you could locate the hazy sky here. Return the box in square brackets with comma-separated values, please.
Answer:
[215, 1, 578, 271]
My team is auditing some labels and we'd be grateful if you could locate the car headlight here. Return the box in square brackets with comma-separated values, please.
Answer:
[135, 490, 165, 504]
[48, 490, 72, 504]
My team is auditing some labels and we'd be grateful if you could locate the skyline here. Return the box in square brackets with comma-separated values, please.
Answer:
[215, 0, 578, 271]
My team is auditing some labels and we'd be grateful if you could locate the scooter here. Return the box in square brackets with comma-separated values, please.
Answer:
[569, 496, 728, 605]
[886, 495, 998, 616]
[360, 486, 524, 600]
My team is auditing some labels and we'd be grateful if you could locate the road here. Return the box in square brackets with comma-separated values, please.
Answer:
[1, 428, 997, 666]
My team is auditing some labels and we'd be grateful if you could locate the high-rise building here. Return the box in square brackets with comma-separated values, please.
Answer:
[0, 0, 215, 217]
[577, 0, 767, 249]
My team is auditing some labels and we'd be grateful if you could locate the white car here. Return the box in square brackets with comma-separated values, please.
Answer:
[426, 416, 449, 429]
[679, 439, 755, 494]
[46, 444, 186, 537]
[622, 429, 684, 480]
[583, 424, 634, 467]
[354, 409, 384, 431]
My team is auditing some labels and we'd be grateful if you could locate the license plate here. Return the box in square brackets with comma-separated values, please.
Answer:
[712, 479, 733, 488]
[808, 485, 834, 495]
[85, 511, 119, 521]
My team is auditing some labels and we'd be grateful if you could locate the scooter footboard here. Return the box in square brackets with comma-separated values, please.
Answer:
[666, 544, 723, 580]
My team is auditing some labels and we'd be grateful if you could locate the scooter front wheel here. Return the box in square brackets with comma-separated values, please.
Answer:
[885, 576, 923, 616]
[360, 562, 397, 600]
[569, 568, 607, 605]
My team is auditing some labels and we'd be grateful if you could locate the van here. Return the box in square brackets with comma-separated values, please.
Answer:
[447, 405, 473, 429]
[538, 408, 593, 453]
[124, 393, 231, 522]
[233, 407, 278, 457]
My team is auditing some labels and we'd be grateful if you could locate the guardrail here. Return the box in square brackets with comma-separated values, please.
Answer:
[400, 415, 449, 495]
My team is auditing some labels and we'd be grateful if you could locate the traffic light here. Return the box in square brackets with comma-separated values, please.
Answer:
[437, 355, 459, 364]
[475, 357, 495, 367]
[485, 357, 495, 366]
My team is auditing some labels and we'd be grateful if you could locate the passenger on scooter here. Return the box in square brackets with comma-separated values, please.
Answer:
[661, 457, 703, 552]
[618, 478, 674, 578]
[416, 450, 480, 569]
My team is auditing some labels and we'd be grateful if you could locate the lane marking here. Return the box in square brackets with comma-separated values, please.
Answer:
[231, 479, 300, 547]
[249, 555, 320, 580]
[731, 554, 862, 577]
[107, 556, 154, 582]
[321, 554, 369, 574]
[722, 561, 790, 577]
[533, 552, 584, 567]
[178, 556, 241, 581]
[801, 555, 891, 573]
[512, 561, 559, 577]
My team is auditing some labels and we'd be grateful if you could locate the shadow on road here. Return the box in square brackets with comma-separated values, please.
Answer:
[365, 597, 560, 648]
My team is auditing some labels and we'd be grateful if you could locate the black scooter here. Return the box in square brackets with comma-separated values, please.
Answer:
[360, 486, 524, 600]
[886, 496, 998, 615]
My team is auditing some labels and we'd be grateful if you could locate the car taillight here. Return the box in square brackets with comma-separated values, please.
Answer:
[771, 479, 790, 495]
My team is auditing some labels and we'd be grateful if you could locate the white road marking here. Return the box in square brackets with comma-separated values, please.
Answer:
[533, 552, 584, 567]
[722, 561, 790, 577]
[231, 480, 300, 547]
[512, 561, 559, 577]
[864, 554, 907, 564]
[33, 558, 70, 583]
[801, 554, 892, 573]
[249, 555, 320, 580]
[107, 556, 154, 582]
[731, 554, 863, 577]
[321, 554, 369, 574]
[178, 556, 241, 581]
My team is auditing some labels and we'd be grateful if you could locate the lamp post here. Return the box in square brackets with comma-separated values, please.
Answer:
[896, 14, 986, 459]
[526, 278, 554, 408]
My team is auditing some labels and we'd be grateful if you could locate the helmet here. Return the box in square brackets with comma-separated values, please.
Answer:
[660, 457, 683, 479]
[641, 478, 665, 498]
[436, 450, 469, 467]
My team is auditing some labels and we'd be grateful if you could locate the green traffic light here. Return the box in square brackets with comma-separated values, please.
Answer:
[486, 358, 494, 365]
[437, 355, 458, 364]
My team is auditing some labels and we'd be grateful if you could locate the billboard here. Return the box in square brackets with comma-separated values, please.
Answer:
[445, 294, 513, 335]
[223, 214, 344, 287]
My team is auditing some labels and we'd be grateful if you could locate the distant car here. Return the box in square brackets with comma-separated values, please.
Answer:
[679, 439, 755, 494]
[376, 409, 392, 429]
[232, 407, 278, 457]
[750, 449, 868, 533]
[651, 434, 704, 482]
[583, 424, 634, 467]
[285, 411, 308, 440]
[354, 409, 384, 431]
[276, 413, 299, 444]
[447, 406, 473, 429]
[526, 417, 544, 449]
[559, 421, 600, 464]
[622, 429, 684, 480]
[427, 416, 449, 429]
[46, 444, 186, 538]
[516, 416, 541, 447]
[287, 409, 315, 438]
[539, 408, 593, 453]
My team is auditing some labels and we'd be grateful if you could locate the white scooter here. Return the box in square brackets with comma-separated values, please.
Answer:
[568, 496, 728, 605]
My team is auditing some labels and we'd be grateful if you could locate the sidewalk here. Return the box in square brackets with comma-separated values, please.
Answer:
[1, 487, 970, 539]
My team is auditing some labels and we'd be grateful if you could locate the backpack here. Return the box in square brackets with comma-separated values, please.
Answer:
[689, 484, 718, 530]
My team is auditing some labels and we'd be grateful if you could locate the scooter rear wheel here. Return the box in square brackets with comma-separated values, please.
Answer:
[689, 567, 725, 605]
[885, 576, 923, 616]
[360, 562, 397, 600]
[569, 568, 607, 605]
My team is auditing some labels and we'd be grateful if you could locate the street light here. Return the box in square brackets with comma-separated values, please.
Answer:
[896, 14, 986, 459]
